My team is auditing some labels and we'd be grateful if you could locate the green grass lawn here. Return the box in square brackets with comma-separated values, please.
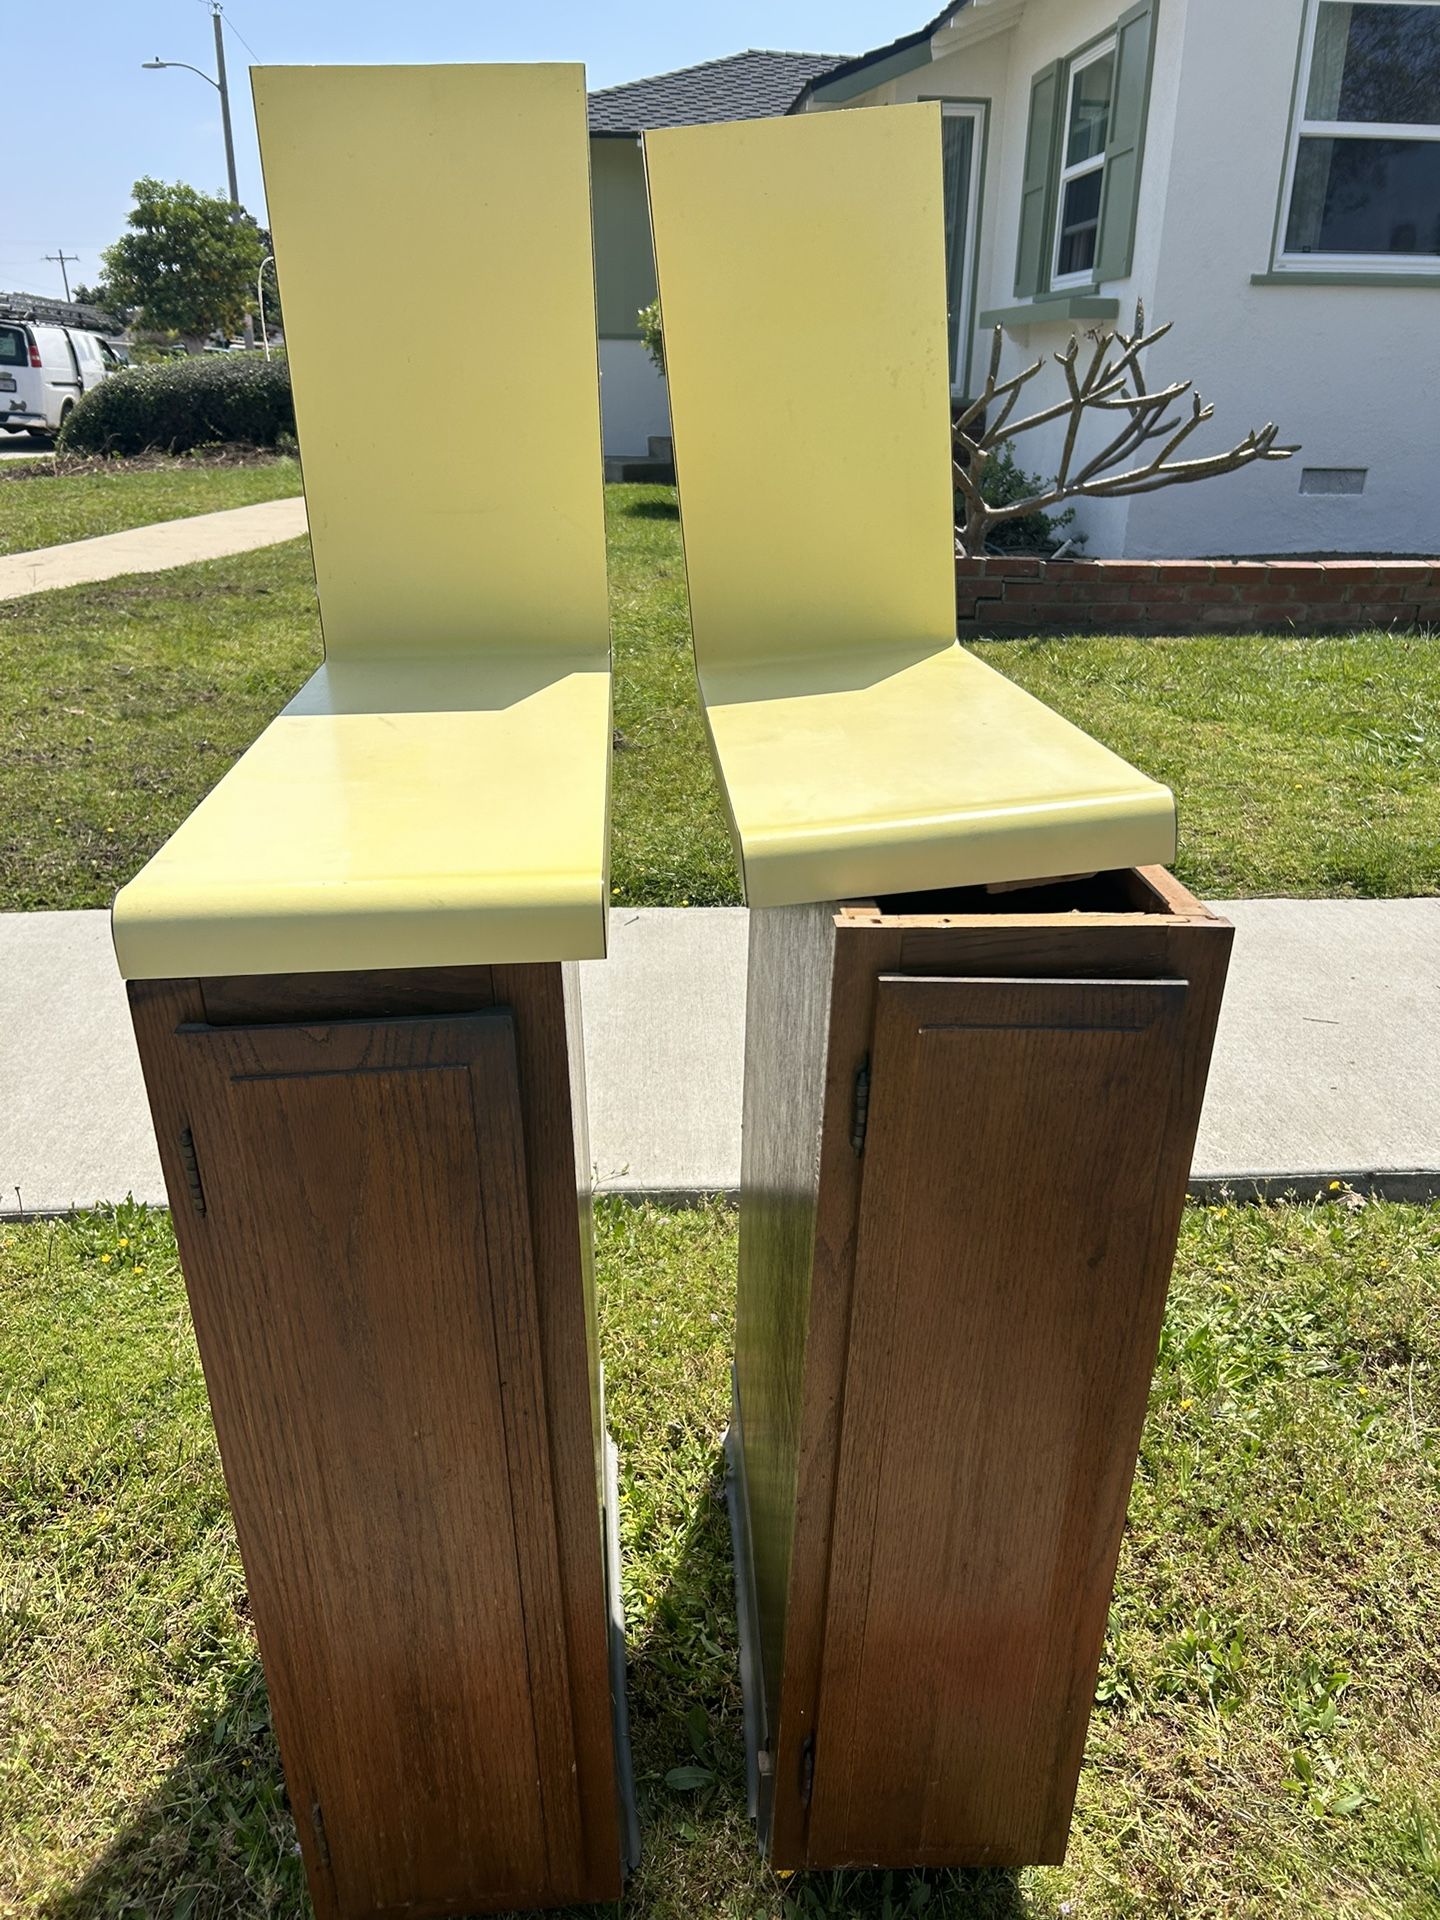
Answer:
[1, 1195, 1436, 1918]
[0, 483, 1436, 911]
[0, 455, 302, 557]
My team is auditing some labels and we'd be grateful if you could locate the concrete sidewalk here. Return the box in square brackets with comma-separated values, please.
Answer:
[0, 496, 307, 602]
[1, 902, 1435, 1216]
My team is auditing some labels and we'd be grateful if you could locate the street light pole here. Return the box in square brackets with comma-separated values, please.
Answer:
[257, 254, 274, 360]
[142, 4, 253, 346]
[143, 4, 238, 211]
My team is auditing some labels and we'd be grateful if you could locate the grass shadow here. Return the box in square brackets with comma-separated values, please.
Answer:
[620, 1445, 1031, 1920]
[623, 498, 680, 521]
[42, 1655, 306, 1918]
[44, 1452, 1026, 1920]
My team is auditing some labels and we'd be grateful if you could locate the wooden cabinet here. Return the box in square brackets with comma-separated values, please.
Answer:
[729, 869, 1231, 1870]
[129, 963, 632, 1919]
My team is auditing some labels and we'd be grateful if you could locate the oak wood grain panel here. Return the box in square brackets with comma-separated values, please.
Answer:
[200, 965, 499, 1024]
[502, 962, 619, 1889]
[733, 901, 836, 1845]
[127, 975, 622, 1916]
[807, 976, 1189, 1868]
[756, 912, 904, 1865]
[744, 878, 1229, 1870]
[194, 962, 619, 1892]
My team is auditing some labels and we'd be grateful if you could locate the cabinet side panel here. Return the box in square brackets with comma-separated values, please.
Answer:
[761, 920, 903, 1864]
[734, 904, 837, 1835]
[496, 961, 621, 1896]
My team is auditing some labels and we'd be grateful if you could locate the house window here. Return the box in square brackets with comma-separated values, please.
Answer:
[940, 102, 987, 390]
[1052, 40, 1117, 286]
[1280, 1, 1440, 267]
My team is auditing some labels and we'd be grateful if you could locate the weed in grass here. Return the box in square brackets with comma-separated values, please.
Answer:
[2, 1197, 1437, 1918]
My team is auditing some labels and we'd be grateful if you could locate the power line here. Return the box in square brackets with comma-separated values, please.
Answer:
[226, 11, 263, 63]
[204, 0, 262, 64]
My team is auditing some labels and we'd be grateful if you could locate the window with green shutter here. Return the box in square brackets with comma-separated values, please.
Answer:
[940, 101, 988, 389]
[1095, 1, 1159, 282]
[1013, 1, 1157, 299]
[1014, 61, 1063, 295]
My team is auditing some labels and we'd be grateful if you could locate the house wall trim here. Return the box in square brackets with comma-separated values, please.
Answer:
[978, 294, 1121, 326]
[1250, 271, 1440, 288]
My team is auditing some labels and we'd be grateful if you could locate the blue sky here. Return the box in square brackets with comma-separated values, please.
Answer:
[6, 1, 922, 298]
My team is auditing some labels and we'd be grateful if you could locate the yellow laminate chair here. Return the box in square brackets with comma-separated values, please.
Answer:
[643, 105, 1175, 907]
[112, 64, 611, 979]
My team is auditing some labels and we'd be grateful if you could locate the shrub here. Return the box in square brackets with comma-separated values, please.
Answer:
[962, 439, 1082, 556]
[637, 299, 665, 375]
[58, 355, 295, 456]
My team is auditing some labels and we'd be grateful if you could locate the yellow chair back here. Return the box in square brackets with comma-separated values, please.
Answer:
[252, 63, 609, 661]
[643, 105, 956, 666]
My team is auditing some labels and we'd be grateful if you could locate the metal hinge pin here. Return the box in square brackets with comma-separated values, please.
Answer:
[178, 1127, 207, 1216]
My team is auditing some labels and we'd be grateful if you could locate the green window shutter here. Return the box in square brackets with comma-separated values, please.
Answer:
[1095, 0, 1158, 284]
[1014, 60, 1063, 298]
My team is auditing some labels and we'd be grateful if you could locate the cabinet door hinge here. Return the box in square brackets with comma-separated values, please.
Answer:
[851, 1058, 870, 1156]
[177, 1127, 207, 1216]
[799, 1733, 815, 1809]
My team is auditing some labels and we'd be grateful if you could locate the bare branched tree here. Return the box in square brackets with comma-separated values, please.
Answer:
[954, 304, 1299, 557]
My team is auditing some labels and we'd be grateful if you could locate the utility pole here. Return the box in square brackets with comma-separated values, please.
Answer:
[210, 2, 240, 212]
[46, 250, 80, 302]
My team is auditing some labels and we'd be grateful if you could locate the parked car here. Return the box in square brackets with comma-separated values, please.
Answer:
[0, 316, 116, 439]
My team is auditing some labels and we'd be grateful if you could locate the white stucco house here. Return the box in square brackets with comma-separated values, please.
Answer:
[590, 2, 1440, 557]
[588, 50, 843, 472]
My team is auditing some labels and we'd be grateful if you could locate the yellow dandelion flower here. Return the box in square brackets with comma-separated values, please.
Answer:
[100, 1254, 112, 1264]
[1329, 1180, 1342, 1191]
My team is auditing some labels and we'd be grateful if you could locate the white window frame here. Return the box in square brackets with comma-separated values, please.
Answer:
[1276, 0, 1440, 273]
[1051, 35, 1117, 291]
[939, 100, 988, 392]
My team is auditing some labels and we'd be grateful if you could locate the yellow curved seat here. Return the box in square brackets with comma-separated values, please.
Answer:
[113, 64, 611, 980]
[643, 106, 1175, 907]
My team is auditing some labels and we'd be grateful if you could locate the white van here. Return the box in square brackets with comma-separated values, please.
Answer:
[0, 318, 120, 439]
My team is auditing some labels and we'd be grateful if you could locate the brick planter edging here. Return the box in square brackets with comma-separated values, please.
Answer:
[955, 556, 1440, 638]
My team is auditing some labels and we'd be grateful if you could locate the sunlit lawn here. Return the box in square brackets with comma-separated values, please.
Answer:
[2, 1196, 1437, 1917]
[1, 483, 1436, 911]
[0, 453, 301, 557]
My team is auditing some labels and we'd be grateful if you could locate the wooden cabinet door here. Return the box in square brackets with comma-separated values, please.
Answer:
[807, 975, 1189, 1868]
[154, 1009, 593, 1918]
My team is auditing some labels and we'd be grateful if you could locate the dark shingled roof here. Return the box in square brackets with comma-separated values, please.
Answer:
[588, 49, 846, 135]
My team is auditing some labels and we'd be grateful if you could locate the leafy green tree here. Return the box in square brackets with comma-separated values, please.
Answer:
[254, 229, 283, 338]
[101, 179, 263, 347]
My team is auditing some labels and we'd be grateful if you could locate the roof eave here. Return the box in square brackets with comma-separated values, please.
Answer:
[791, 5, 963, 111]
